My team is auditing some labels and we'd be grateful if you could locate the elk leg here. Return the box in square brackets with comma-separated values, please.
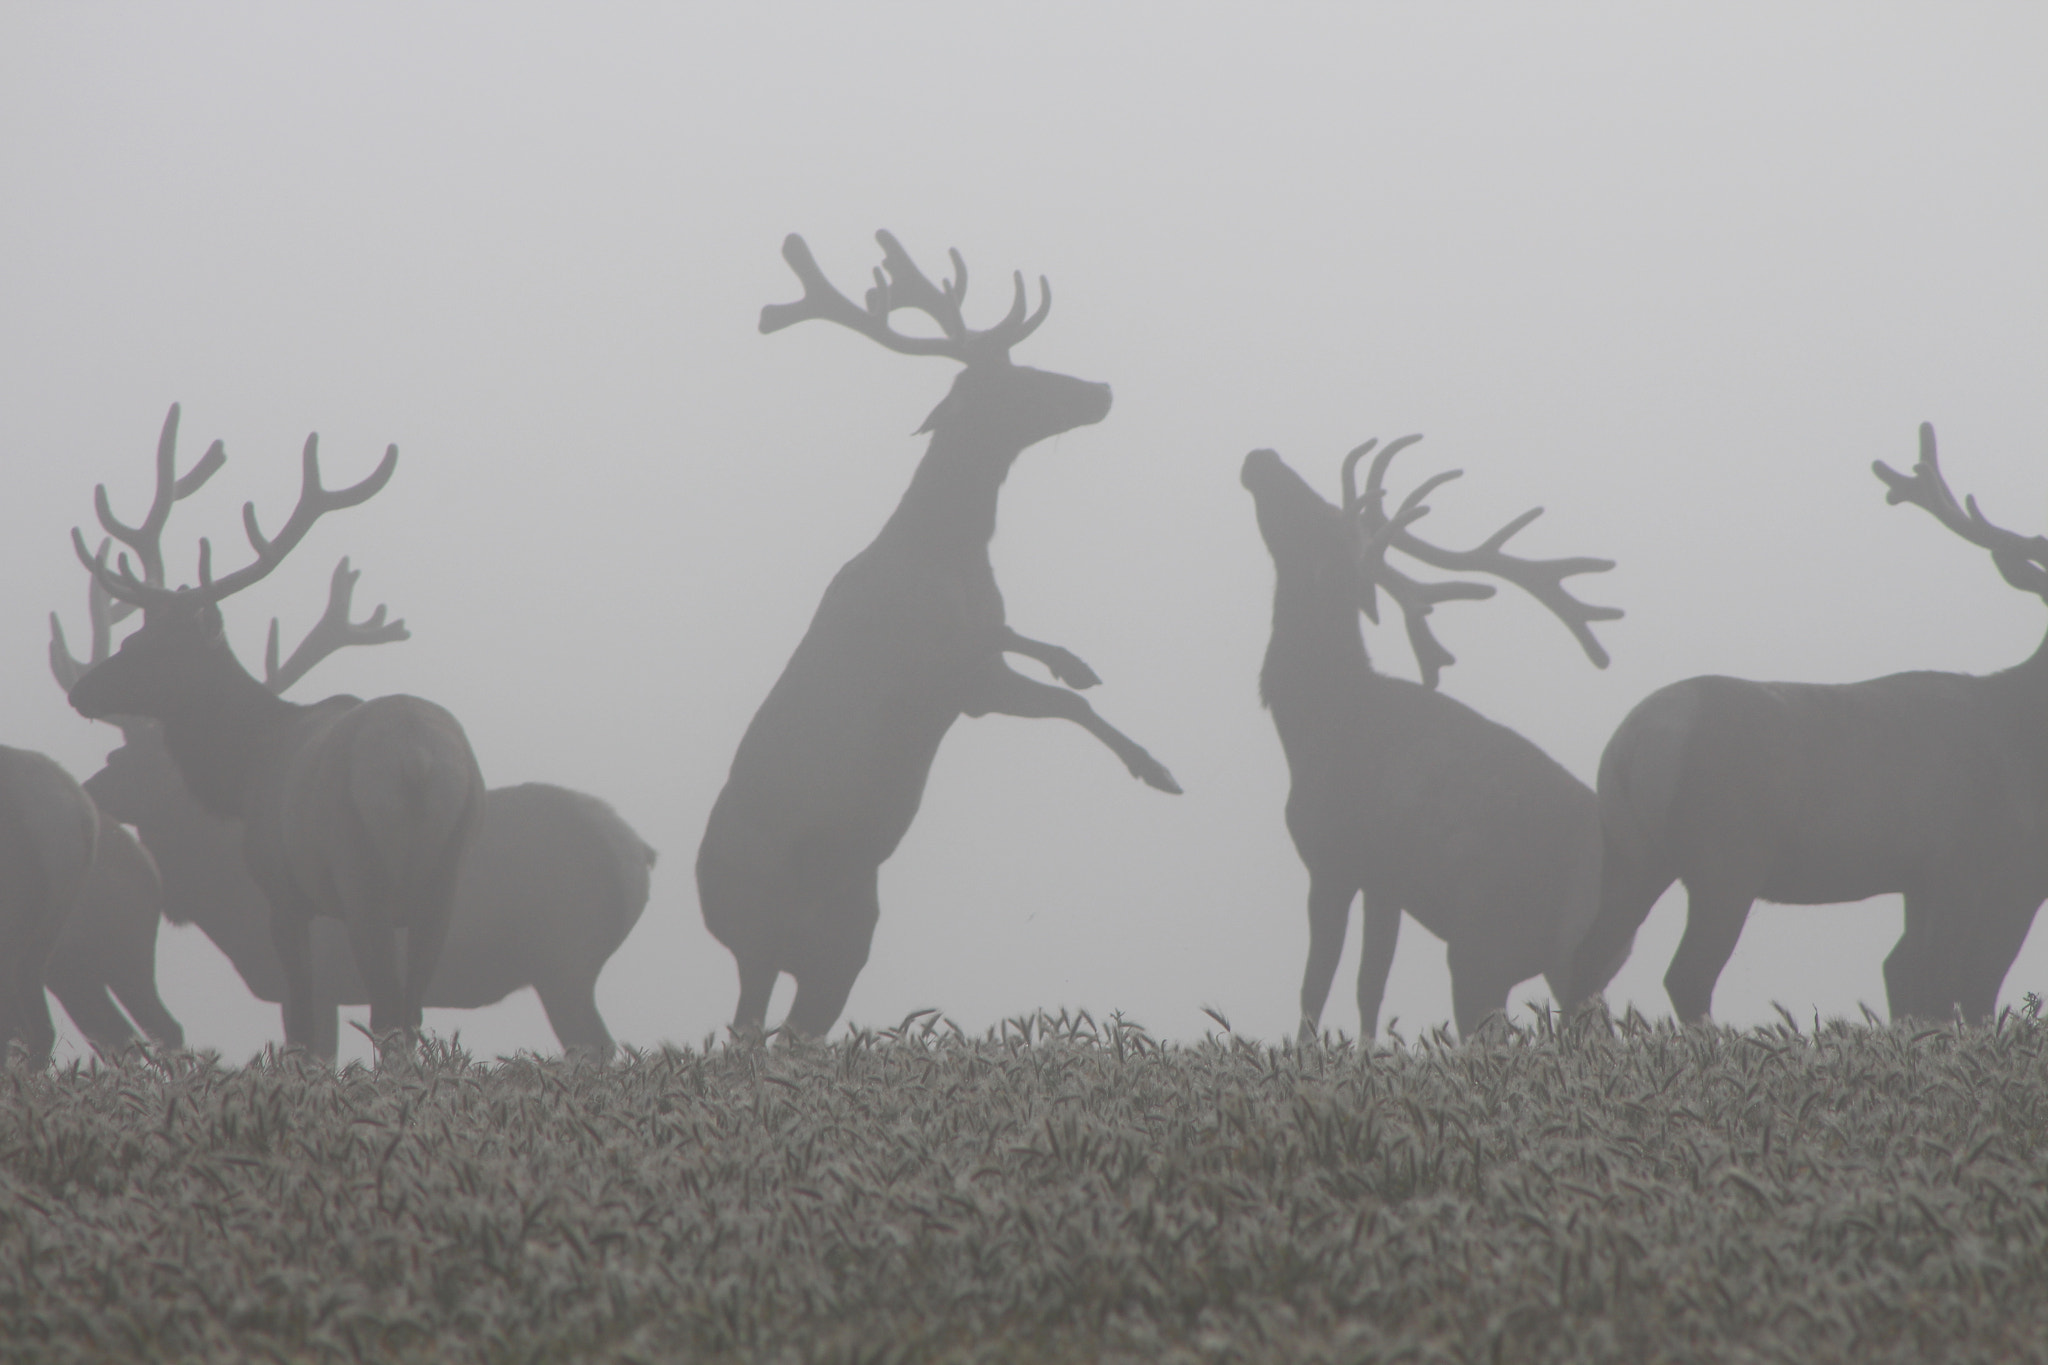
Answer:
[1663, 883, 1754, 1023]
[1355, 895, 1403, 1041]
[783, 875, 878, 1039]
[1298, 875, 1354, 1041]
[733, 957, 778, 1036]
[1000, 627, 1101, 689]
[2, 958, 59, 1067]
[963, 664, 1181, 794]
[45, 968, 139, 1056]
[537, 977, 614, 1062]
[271, 909, 321, 1053]
[1954, 898, 2042, 1024]
[102, 921, 183, 1050]
[345, 916, 406, 1042]
[1562, 841, 1673, 1006]
[1448, 946, 1515, 1039]
[1883, 894, 1938, 1021]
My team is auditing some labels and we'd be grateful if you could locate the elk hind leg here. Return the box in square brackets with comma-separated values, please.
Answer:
[1664, 883, 1755, 1023]
[732, 956, 778, 1038]
[1354, 895, 1402, 1041]
[1448, 946, 1515, 1039]
[44, 966, 139, 1056]
[1563, 841, 1673, 1007]
[1298, 875, 1354, 1041]
[783, 876, 879, 1040]
[537, 976, 615, 1061]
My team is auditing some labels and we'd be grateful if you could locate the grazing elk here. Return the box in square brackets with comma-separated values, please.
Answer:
[55, 558, 656, 1061]
[697, 231, 1180, 1038]
[0, 745, 101, 1064]
[1565, 424, 2048, 1024]
[67, 404, 484, 1054]
[1243, 437, 1621, 1039]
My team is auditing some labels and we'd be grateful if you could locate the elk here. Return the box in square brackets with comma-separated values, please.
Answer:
[1243, 437, 1621, 1039]
[55, 556, 657, 1060]
[697, 231, 1180, 1038]
[67, 403, 484, 1053]
[0, 745, 101, 1064]
[1564, 424, 2048, 1024]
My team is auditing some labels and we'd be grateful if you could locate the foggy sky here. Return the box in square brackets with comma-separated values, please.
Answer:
[3, 7, 2044, 1065]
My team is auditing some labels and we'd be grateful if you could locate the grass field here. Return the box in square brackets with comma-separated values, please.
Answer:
[3, 1005, 2046, 1364]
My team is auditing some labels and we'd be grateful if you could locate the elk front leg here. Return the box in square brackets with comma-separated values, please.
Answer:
[1298, 875, 1354, 1042]
[1001, 627, 1100, 689]
[270, 908, 320, 1053]
[963, 663, 1181, 794]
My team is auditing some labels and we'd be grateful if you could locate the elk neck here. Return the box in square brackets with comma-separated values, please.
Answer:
[872, 422, 1017, 560]
[150, 660, 308, 819]
[1260, 552, 1384, 765]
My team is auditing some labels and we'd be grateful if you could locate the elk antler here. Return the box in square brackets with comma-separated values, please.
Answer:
[263, 557, 410, 694]
[1342, 436, 1620, 689]
[76, 424, 398, 612]
[88, 404, 227, 595]
[49, 568, 121, 692]
[759, 230, 1050, 366]
[1873, 423, 2048, 601]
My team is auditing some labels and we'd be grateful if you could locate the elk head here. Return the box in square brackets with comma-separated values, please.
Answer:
[66, 405, 397, 811]
[761, 231, 1111, 471]
[1244, 437, 1620, 690]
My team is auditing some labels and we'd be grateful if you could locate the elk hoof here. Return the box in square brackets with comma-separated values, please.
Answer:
[1134, 755, 1182, 795]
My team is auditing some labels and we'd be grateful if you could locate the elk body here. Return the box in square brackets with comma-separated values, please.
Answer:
[698, 232, 1179, 1038]
[0, 746, 101, 1063]
[1243, 440, 1621, 1038]
[1565, 425, 2048, 1023]
[50, 556, 654, 1061]
[87, 732, 653, 1060]
[67, 405, 483, 1053]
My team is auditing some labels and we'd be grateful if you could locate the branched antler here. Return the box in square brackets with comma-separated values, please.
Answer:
[1874, 423, 2048, 601]
[87, 403, 227, 592]
[49, 568, 121, 692]
[76, 425, 398, 612]
[759, 230, 1049, 365]
[263, 557, 410, 694]
[1340, 435, 1621, 689]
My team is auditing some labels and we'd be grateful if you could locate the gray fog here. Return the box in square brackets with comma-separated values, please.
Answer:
[3, 7, 2043, 1065]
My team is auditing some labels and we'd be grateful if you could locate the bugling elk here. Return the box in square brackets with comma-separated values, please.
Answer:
[53, 532, 656, 1060]
[67, 404, 485, 1053]
[697, 232, 1181, 1038]
[1243, 437, 1621, 1038]
[0, 745, 102, 1064]
[1566, 424, 2048, 1023]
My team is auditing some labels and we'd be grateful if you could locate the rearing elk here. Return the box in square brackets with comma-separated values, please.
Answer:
[698, 231, 1180, 1038]
[1243, 437, 1620, 1039]
[68, 404, 484, 1053]
[1566, 424, 2048, 1023]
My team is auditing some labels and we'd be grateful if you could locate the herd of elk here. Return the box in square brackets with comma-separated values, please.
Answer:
[1565, 424, 2048, 1024]
[50, 548, 657, 1062]
[1244, 439, 1622, 1039]
[5, 233, 2044, 1064]
[65, 405, 486, 1053]
[696, 231, 1180, 1039]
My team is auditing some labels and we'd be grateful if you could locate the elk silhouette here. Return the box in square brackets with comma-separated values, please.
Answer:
[698, 232, 1180, 1038]
[0, 745, 101, 1064]
[67, 404, 484, 1054]
[52, 558, 654, 1061]
[1243, 438, 1621, 1039]
[1565, 424, 2048, 1023]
